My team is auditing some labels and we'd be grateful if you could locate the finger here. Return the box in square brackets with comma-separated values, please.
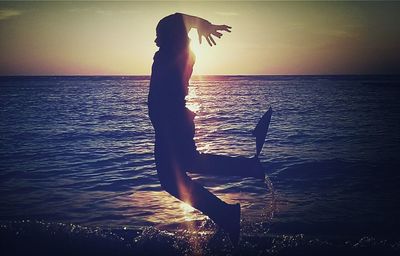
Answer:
[209, 35, 216, 45]
[212, 31, 222, 38]
[219, 25, 232, 32]
[205, 36, 212, 47]
[198, 31, 202, 44]
[223, 26, 232, 33]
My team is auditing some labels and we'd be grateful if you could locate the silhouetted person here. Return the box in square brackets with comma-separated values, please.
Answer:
[148, 13, 265, 245]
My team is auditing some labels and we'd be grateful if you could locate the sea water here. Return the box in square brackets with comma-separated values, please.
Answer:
[1, 75, 400, 255]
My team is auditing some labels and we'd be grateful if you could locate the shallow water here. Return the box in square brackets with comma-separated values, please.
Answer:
[1, 75, 400, 254]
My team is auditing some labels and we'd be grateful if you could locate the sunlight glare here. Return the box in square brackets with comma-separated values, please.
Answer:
[188, 30, 208, 75]
[180, 202, 197, 222]
[180, 201, 195, 213]
[130, 191, 205, 225]
[185, 86, 201, 113]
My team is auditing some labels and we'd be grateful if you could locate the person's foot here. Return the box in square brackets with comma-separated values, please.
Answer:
[220, 203, 241, 246]
[252, 157, 265, 180]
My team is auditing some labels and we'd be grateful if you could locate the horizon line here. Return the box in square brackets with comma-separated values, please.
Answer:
[1, 73, 399, 77]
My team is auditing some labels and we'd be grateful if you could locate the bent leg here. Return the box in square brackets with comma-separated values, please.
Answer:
[154, 140, 241, 244]
[189, 153, 265, 179]
[157, 165, 241, 244]
[155, 142, 233, 225]
[158, 168, 231, 223]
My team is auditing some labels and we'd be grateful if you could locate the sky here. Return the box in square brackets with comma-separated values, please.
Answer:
[0, 1, 399, 75]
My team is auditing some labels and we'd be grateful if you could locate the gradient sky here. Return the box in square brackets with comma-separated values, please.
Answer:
[0, 1, 399, 75]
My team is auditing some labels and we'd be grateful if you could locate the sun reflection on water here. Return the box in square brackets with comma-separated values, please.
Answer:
[130, 190, 206, 227]
[130, 186, 273, 226]
[179, 202, 198, 222]
[185, 85, 201, 113]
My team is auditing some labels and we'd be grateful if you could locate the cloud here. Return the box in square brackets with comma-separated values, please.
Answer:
[0, 9, 22, 21]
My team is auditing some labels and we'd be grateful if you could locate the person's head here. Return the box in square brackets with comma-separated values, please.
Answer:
[155, 13, 190, 51]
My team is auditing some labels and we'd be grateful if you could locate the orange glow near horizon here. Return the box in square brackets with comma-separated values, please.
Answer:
[0, 1, 399, 75]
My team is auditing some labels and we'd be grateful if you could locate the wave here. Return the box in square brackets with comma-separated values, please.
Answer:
[1, 220, 399, 256]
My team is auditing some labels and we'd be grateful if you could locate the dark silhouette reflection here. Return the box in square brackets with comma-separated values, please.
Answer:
[148, 13, 265, 245]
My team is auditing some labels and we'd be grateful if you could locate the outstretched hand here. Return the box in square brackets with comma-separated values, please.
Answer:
[197, 23, 232, 46]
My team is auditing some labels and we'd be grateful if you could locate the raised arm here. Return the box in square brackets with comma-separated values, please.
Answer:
[178, 13, 232, 46]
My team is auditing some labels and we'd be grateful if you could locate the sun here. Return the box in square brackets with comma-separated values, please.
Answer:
[189, 39, 204, 58]
[188, 30, 201, 55]
[188, 29, 229, 75]
[188, 30, 209, 75]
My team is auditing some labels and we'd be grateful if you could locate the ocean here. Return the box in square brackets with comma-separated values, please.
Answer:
[1, 75, 400, 255]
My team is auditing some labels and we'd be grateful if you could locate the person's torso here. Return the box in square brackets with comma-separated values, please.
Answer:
[148, 48, 195, 114]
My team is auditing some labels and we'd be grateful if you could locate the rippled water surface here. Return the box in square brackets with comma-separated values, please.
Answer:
[1, 75, 400, 254]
